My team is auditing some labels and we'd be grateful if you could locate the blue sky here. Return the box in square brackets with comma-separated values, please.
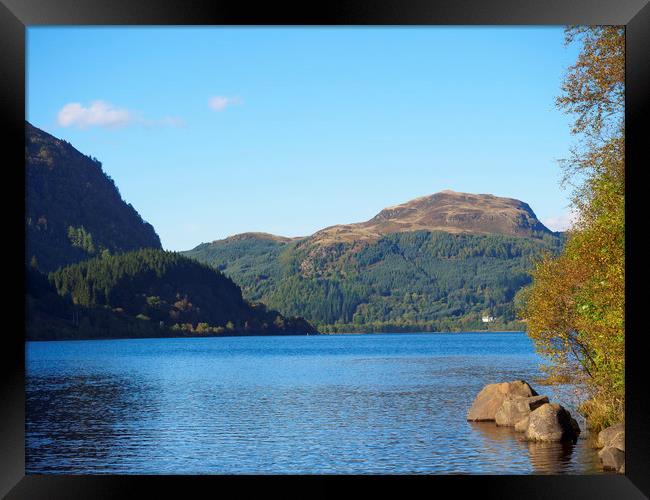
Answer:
[27, 27, 580, 251]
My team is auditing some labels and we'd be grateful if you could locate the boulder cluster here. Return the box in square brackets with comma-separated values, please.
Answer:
[467, 380, 626, 473]
[466, 380, 580, 443]
[596, 423, 625, 473]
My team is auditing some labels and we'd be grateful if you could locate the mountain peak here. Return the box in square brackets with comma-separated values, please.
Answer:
[193, 191, 552, 251]
[310, 190, 551, 246]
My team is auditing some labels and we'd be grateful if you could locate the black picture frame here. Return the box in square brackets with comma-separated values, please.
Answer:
[1, 0, 648, 497]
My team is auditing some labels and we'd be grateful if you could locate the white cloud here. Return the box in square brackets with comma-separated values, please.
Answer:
[57, 101, 133, 128]
[208, 96, 242, 111]
[57, 100, 184, 129]
[544, 209, 579, 232]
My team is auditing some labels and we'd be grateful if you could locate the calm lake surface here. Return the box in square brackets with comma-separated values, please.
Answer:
[26, 332, 604, 474]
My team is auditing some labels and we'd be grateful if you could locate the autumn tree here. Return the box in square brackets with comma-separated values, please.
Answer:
[522, 26, 624, 431]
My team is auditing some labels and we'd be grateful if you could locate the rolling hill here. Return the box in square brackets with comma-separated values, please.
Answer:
[183, 191, 563, 332]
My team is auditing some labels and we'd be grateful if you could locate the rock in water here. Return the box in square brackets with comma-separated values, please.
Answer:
[524, 403, 580, 442]
[514, 416, 530, 433]
[599, 447, 625, 472]
[596, 423, 624, 449]
[609, 432, 625, 452]
[596, 423, 625, 473]
[495, 395, 549, 427]
[570, 417, 581, 437]
[467, 380, 538, 421]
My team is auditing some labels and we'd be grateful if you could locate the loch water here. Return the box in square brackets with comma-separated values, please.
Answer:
[26, 332, 604, 474]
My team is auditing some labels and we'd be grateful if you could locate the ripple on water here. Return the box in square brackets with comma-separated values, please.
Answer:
[26, 333, 604, 474]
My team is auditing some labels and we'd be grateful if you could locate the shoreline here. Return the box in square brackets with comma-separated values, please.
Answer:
[25, 330, 528, 343]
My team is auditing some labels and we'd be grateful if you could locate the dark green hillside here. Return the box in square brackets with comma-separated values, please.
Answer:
[26, 265, 75, 338]
[27, 249, 316, 340]
[26, 122, 162, 272]
[182, 234, 293, 302]
[26, 264, 172, 340]
[184, 230, 563, 332]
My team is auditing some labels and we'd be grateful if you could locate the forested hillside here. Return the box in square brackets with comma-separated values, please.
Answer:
[26, 122, 162, 272]
[24, 122, 563, 338]
[27, 249, 316, 340]
[24, 125, 316, 340]
[184, 227, 563, 333]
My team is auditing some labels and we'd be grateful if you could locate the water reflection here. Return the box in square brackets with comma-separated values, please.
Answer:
[526, 441, 576, 474]
[468, 421, 591, 474]
[26, 373, 156, 472]
[26, 333, 605, 474]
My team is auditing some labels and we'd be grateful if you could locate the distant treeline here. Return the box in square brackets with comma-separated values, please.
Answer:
[26, 249, 316, 340]
[184, 230, 564, 331]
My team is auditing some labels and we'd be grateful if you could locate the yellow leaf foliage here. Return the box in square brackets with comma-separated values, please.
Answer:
[523, 26, 624, 431]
